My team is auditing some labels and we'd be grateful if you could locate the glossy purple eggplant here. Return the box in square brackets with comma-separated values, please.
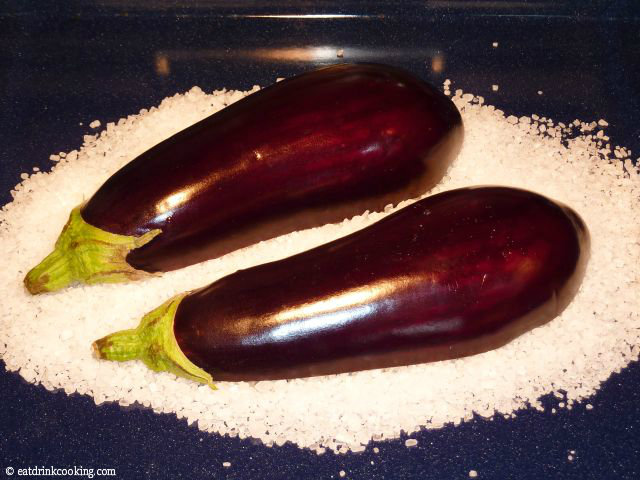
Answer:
[94, 187, 589, 385]
[25, 63, 463, 294]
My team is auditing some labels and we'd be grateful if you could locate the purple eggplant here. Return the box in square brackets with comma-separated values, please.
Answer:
[93, 187, 589, 386]
[25, 63, 463, 294]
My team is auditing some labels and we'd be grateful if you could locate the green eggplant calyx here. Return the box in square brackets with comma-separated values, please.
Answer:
[24, 205, 161, 294]
[92, 294, 216, 389]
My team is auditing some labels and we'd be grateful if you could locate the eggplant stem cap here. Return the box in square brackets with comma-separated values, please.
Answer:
[23, 205, 161, 294]
[93, 294, 216, 389]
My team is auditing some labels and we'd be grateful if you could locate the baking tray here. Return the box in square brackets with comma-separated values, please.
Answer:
[1, 2, 639, 478]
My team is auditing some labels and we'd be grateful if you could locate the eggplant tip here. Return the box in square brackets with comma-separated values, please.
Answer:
[91, 341, 100, 358]
[23, 205, 161, 294]
[91, 294, 217, 389]
[24, 271, 50, 294]
[91, 340, 104, 359]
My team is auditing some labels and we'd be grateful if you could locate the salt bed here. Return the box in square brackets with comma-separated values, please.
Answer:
[1, 81, 639, 455]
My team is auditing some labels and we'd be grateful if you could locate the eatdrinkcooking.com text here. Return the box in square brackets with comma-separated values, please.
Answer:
[4, 466, 116, 478]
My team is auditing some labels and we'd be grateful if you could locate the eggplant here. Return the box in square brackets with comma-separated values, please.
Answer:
[25, 63, 463, 294]
[93, 187, 589, 386]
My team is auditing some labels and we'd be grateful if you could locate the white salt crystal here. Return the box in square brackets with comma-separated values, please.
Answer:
[222, 461, 231, 468]
[339, 470, 346, 478]
[492, 42, 498, 47]
[491, 85, 499, 91]
[469, 470, 478, 478]
[405, 438, 418, 447]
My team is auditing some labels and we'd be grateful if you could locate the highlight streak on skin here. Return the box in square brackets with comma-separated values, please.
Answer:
[233, 274, 431, 345]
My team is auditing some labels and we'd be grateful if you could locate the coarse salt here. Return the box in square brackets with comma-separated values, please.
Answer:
[1, 83, 639, 455]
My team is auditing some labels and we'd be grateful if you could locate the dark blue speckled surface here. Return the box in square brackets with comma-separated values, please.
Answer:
[1, 2, 639, 479]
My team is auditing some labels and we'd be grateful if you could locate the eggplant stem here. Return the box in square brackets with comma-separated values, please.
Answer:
[24, 205, 161, 294]
[92, 293, 216, 389]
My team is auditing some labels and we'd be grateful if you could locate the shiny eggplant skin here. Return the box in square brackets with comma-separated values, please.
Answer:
[174, 186, 590, 381]
[81, 63, 463, 273]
